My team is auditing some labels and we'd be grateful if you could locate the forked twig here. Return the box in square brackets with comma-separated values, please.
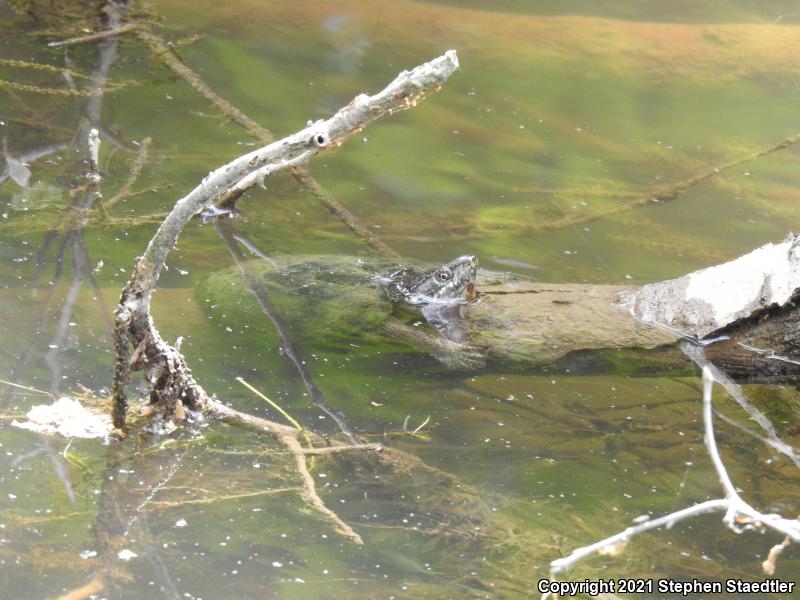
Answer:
[208, 398, 381, 544]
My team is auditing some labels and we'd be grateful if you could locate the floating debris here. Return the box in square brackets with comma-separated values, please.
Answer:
[117, 549, 138, 561]
[12, 397, 112, 440]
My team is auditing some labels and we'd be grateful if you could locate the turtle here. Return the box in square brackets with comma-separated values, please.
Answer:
[198, 254, 679, 371]
[199, 254, 487, 370]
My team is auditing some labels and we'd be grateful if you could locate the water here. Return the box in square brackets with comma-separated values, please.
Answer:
[1, 1, 799, 598]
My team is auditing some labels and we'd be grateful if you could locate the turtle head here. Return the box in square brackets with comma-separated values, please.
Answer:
[411, 255, 478, 303]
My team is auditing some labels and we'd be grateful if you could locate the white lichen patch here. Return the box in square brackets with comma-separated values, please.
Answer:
[12, 397, 112, 440]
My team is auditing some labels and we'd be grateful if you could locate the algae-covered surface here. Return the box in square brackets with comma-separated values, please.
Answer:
[1, 1, 799, 598]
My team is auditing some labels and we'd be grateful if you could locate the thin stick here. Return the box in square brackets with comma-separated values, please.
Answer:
[301, 444, 381, 455]
[702, 367, 738, 498]
[412, 415, 431, 435]
[208, 398, 379, 544]
[0, 378, 54, 398]
[541, 133, 800, 231]
[148, 487, 301, 510]
[549, 499, 729, 576]
[216, 220, 358, 442]
[47, 22, 139, 48]
[236, 377, 303, 431]
[55, 577, 104, 600]
[763, 536, 791, 575]
[103, 136, 151, 210]
[282, 431, 364, 544]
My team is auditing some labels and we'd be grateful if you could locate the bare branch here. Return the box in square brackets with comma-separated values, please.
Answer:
[112, 50, 459, 428]
[545, 366, 800, 591]
[137, 28, 400, 257]
[208, 398, 380, 544]
[125, 48, 458, 318]
[549, 499, 729, 576]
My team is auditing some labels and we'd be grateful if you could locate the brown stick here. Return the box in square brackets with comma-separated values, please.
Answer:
[208, 398, 376, 544]
[541, 133, 800, 231]
[55, 577, 104, 600]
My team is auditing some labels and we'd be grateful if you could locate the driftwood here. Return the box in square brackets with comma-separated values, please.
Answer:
[111, 50, 460, 430]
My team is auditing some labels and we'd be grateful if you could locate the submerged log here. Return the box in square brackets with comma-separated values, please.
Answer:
[473, 279, 677, 365]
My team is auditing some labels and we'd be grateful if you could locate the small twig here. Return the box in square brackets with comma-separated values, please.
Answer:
[282, 431, 364, 544]
[55, 577, 104, 600]
[301, 444, 381, 455]
[47, 22, 139, 48]
[214, 205, 357, 443]
[235, 377, 303, 431]
[549, 499, 730, 577]
[763, 536, 791, 575]
[703, 368, 738, 499]
[147, 487, 301, 510]
[103, 136, 150, 210]
[411, 415, 431, 436]
[62, 438, 73, 461]
[213, 149, 315, 207]
[207, 398, 380, 544]
[0, 378, 55, 398]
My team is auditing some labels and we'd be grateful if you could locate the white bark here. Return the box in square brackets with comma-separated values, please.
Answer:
[620, 233, 800, 337]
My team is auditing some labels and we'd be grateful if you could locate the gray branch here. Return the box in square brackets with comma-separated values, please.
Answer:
[545, 367, 800, 591]
[122, 50, 459, 320]
[112, 50, 459, 430]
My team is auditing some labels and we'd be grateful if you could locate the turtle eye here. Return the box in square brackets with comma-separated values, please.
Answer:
[437, 271, 451, 282]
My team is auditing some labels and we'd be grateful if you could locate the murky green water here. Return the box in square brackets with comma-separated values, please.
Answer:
[1, 1, 799, 598]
